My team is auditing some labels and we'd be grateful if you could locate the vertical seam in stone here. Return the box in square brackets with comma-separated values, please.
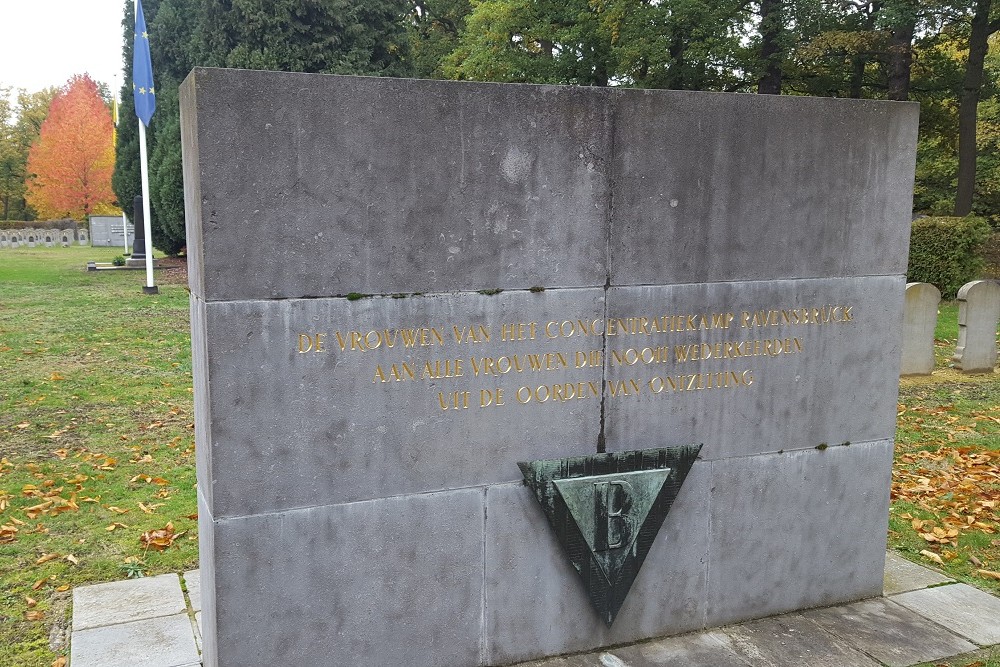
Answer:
[597, 93, 618, 454]
[703, 459, 713, 630]
[480, 486, 488, 666]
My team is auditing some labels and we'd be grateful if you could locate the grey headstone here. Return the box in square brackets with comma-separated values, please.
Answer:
[900, 282, 941, 375]
[952, 280, 1000, 373]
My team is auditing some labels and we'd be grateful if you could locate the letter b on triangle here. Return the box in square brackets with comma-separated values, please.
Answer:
[519, 445, 701, 625]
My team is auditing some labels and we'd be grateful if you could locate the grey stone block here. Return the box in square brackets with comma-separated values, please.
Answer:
[804, 598, 977, 667]
[706, 441, 893, 626]
[202, 488, 483, 667]
[181, 70, 918, 302]
[198, 289, 605, 518]
[190, 297, 214, 514]
[69, 613, 200, 667]
[196, 492, 218, 667]
[181, 69, 612, 301]
[183, 570, 201, 612]
[609, 91, 918, 285]
[73, 573, 186, 630]
[603, 277, 904, 460]
[724, 613, 882, 666]
[883, 551, 953, 595]
[609, 630, 752, 667]
[891, 583, 1000, 645]
[484, 464, 710, 665]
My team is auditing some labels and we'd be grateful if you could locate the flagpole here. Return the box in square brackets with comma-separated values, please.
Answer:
[138, 119, 157, 294]
[133, 0, 157, 294]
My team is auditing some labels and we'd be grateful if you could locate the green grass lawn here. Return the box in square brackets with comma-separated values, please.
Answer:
[890, 297, 1000, 624]
[1, 249, 999, 666]
[0, 247, 196, 666]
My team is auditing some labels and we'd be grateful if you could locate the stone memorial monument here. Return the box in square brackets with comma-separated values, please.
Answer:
[181, 69, 918, 667]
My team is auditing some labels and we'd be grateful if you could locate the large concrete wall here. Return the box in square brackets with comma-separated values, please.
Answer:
[181, 68, 918, 667]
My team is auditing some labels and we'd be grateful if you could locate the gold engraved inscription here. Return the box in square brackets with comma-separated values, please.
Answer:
[297, 303, 855, 411]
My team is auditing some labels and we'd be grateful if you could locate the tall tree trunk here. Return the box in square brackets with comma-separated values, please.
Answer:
[664, 35, 687, 89]
[849, 57, 866, 98]
[887, 20, 914, 100]
[955, 0, 996, 216]
[887, 0, 917, 101]
[757, 0, 782, 94]
[849, 2, 881, 98]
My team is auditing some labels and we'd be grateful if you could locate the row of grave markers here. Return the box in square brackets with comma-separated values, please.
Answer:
[902, 280, 1000, 375]
[0, 229, 88, 247]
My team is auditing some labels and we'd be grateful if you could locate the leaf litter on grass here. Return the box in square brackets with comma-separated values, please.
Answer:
[892, 367, 1000, 589]
[0, 248, 198, 666]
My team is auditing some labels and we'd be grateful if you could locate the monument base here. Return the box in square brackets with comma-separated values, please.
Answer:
[126, 257, 160, 269]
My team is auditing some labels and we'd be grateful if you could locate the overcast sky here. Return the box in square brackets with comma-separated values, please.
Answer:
[1, 1, 127, 100]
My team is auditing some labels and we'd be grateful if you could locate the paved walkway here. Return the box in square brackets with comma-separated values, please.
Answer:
[69, 554, 1000, 667]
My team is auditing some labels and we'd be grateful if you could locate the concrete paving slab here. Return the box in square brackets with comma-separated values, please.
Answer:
[609, 630, 752, 666]
[73, 574, 186, 630]
[803, 598, 977, 667]
[884, 552, 953, 595]
[892, 583, 1000, 645]
[510, 655, 594, 667]
[70, 613, 200, 667]
[182, 570, 201, 612]
[512, 631, 752, 667]
[724, 613, 882, 667]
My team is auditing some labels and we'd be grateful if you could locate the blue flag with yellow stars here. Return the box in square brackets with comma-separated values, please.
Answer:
[133, 0, 155, 126]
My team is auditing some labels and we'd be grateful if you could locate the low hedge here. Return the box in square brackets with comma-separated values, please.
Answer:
[907, 215, 992, 298]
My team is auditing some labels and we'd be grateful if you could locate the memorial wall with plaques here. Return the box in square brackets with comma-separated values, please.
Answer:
[180, 69, 919, 667]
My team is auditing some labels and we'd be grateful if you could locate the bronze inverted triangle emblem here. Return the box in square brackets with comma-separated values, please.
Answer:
[518, 445, 702, 625]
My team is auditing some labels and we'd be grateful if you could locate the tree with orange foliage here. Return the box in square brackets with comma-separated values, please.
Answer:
[25, 75, 116, 220]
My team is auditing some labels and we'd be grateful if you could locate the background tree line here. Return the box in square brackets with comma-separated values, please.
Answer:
[1, 76, 117, 222]
[5, 0, 993, 251]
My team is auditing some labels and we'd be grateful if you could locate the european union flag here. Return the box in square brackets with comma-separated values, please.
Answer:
[133, 0, 155, 126]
